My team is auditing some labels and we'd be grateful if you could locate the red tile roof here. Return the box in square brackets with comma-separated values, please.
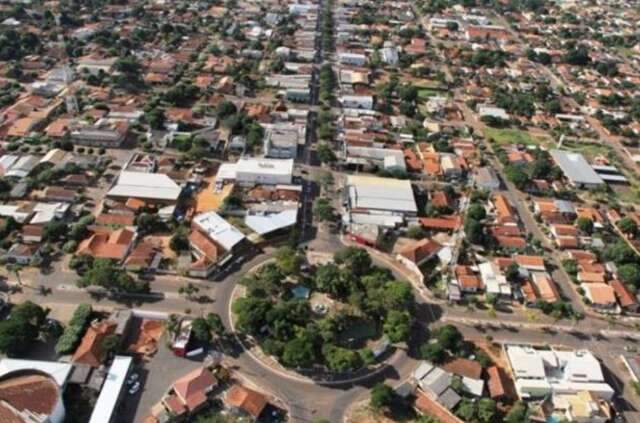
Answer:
[225, 384, 268, 418]
[173, 367, 217, 412]
[72, 320, 117, 367]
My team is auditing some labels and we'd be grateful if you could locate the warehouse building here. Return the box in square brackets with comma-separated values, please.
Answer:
[550, 150, 604, 189]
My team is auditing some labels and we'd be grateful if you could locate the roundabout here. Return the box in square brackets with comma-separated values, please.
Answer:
[214, 244, 425, 422]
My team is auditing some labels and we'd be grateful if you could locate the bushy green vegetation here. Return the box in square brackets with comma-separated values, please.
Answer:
[233, 247, 415, 371]
[55, 304, 92, 354]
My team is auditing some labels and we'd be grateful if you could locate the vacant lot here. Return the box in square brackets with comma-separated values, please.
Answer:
[561, 139, 611, 160]
[485, 127, 551, 148]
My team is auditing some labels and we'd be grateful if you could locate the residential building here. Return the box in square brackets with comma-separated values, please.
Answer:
[505, 344, 614, 400]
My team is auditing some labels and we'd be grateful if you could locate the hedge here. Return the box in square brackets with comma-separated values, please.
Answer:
[55, 304, 92, 355]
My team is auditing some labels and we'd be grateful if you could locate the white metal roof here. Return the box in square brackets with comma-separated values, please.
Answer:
[0, 358, 72, 387]
[108, 171, 182, 201]
[347, 175, 417, 213]
[550, 150, 604, 186]
[506, 345, 546, 379]
[217, 163, 238, 180]
[89, 355, 132, 423]
[236, 157, 294, 177]
[245, 209, 298, 235]
[193, 211, 245, 250]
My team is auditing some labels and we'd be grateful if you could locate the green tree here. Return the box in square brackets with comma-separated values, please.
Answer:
[274, 246, 303, 275]
[619, 217, 638, 236]
[406, 225, 426, 239]
[420, 342, 446, 363]
[618, 263, 640, 287]
[464, 218, 485, 245]
[455, 398, 476, 422]
[467, 203, 486, 221]
[169, 228, 189, 253]
[43, 220, 69, 242]
[315, 263, 346, 298]
[434, 324, 463, 351]
[370, 383, 394, 410]
[191, 317, 212, 343]
[101, 334, 120, 358]
[317, 143, 336, 163]
[322, 344, 362, 372]
[604, 240, 637, 264]
[383, 310, 411, 343]
[77, 259, 148, 294]
[576, 217, 594, 235]
[505, 401, 529, 423]
[232, 297, 272, 334]
[281, 334, 317, 368]
[478, 398, 497, 423]
[334, 247, 372, 276]
[505, 164, 530, 189]
[313, 198, 334, 221]
[206, 313, 226, 337]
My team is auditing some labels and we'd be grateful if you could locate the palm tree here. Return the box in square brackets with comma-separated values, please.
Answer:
[6, 263, 23, 287]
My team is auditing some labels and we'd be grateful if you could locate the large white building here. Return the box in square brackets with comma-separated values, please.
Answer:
[344, 175, 417, 228]
[505, 344, 614, 401]
[192, 211, 246, 252]
[107, 171, 182, 204]
[216, 158, 294, 186]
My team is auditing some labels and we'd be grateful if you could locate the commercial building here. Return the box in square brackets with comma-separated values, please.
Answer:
[88, 355, 133, 423]
[344, 175, 417, 228]
[0, 358, 73, 423]
[550, 150, 604, 189]
[263, 123, 304, 159]
[505, 344, 614, 401]
[107, 171, 182, 205]
[216, 158, 294, 186]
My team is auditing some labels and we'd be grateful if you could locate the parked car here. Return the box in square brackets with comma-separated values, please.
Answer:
[129, 381, 141, 395]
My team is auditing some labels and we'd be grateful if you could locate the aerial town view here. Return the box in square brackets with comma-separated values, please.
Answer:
[0, 0, 639, 422]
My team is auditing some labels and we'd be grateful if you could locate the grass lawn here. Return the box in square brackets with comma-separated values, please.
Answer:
[561, 139, 612, 160]
[485, 127, 551, 148]
[417, 88, 441, 99]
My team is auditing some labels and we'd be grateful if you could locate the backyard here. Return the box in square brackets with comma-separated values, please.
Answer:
[485, 127, 553, 148]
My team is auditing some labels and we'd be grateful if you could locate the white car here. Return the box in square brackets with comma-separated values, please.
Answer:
[127, 373, 139, 385]
[129, 381, 141, 395]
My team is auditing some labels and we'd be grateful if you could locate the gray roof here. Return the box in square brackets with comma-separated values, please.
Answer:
[437, 387, 462, 410]
[347, 175, 417, 214]
[419, 366, 451, 396]
[550, 149, 604, 186]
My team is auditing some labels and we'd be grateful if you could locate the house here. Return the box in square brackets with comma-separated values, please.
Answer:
[505, 344, 614, 400]
[610, 280, 639, 313]
[76, 227, 135, 261]
[552, 391, 611, 423]
[339, 95, 374, 110]
[163, 367, 218, 417]
[42, 187, 76, 203]
[397, 238, 442, 276]
[455, 266, 482, 293]
[22, 224, 43, 243]
[70, 120, 128, 147]
[473, 167, 500, 190]
[583, 283, 618, 313]
[338, 52, 367, 66]
[486, 366, 509, 400]
[420, 215, 463, 232]
[514, 255, 545, 272]
[479, 261, 511, 298]
[225, 384, 268, 420]
[492, 194, 517, 225]
[530, 272, 561, 303]
[3, 243, 40, 265]
[72, 320, 117, 367]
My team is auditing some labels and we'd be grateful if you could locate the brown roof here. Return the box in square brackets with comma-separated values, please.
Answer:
[173, 367, 217, 411]
[532, 274, 560, 303]
[431, 191, 450, 208]
[225, 384, 268, 418]
[76, 228, 134, 260]
[124, 242, 156, 268]
[494, 235, 527, 249]
[0, 373, 60, 418]
[72, 320, 117, 367]
[610, 280, 637, 308]
[486, 366, 508, 399]
[493, 194, 516, 224]
[514, 255, 545, 269]
[163, 394, 187, 415]
[414, 391, 463, 423]
[419, 215, 462, 231]
[189, 230, 221, 262]
[441, 357, 482, 379]
[22, 224, 43, 237]
[95, 212, 136, 226]
[585, 283, 616, 305]
[400, 238, 442, 264]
